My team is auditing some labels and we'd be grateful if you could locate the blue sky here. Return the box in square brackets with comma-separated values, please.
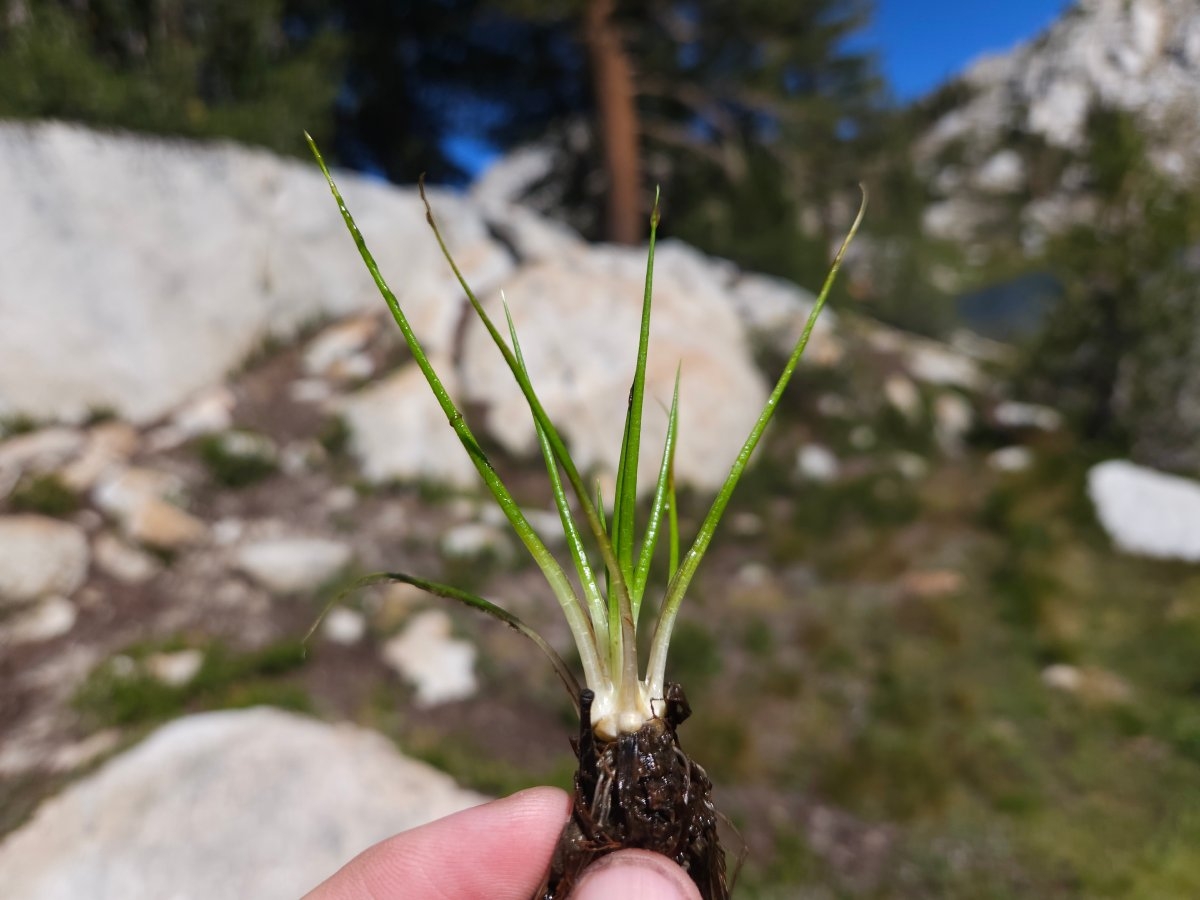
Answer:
[446, 1, 1074, 176]
[868, 0, 1074, 100]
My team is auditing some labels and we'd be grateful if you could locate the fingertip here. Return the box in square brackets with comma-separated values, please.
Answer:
[572, 850, 702, 900]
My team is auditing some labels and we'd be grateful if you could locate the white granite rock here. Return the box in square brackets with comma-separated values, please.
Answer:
[93, 467, 207, 549]
[0, 121, 512, 424]
[382, 609, 478, 707]
[1088, 460, 1200, 561]
[233, 536, 353, 594]
[0, 516, 89, 605]
[339, 359, 479, 488]
[0, 708, 487, 900]
[92, 532, 161, 584]
[0, 596, 77, 644]
[459, 247, 768, 491]
[59, 423, 139, 492]
[726, 272, 841, 364]
[0, 428, 84, 496]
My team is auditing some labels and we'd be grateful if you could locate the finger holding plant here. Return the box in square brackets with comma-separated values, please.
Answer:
[305, 133, 864, 900]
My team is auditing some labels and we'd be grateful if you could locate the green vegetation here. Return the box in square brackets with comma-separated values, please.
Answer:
[196, 430, 278, 488]
[73, 638, 310, 728]
[0, 0, 341, 156]
[7, 473, 79, 517]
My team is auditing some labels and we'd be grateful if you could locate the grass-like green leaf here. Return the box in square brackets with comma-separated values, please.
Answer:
[631, 366, 680, 619]
[416, 179, 639, 697]
[305, 134, 603, 690]
[645, 187, 869, 696]
[612, 188, 662, 587]
[506, 301, 609, 655]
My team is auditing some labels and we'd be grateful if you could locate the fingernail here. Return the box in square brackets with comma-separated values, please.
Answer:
[572, 850, 700, 900]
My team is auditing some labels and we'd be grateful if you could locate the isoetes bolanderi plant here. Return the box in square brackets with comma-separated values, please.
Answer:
[306, 133, 864, 899]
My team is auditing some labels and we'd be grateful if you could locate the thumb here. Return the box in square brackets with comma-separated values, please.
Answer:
[572, 850, 703, 900]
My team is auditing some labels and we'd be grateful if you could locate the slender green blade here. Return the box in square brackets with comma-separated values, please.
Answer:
[667, 454, 679, 583]
[646, 188, 868, 694]
[417, 181, 638, 690]
[506, 303, 608, 648]
[306, 134, 604, 690]
[613, 188, 662, 585]
[631, 366, 680, 617]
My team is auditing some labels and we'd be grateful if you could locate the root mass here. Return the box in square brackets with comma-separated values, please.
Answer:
[537, 684, 727, 899]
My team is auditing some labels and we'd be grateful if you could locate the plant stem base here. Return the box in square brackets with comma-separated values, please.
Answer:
[536, 685, 728, 900]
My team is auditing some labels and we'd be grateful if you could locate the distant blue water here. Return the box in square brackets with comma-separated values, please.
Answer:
[956, 272, 1063, 341]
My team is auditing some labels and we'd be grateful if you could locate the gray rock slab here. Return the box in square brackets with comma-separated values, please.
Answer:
[0, 121, 512, 424]
[0, 708, 487, 900]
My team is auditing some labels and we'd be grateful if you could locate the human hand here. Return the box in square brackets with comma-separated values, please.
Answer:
[304, 786, 702, 900]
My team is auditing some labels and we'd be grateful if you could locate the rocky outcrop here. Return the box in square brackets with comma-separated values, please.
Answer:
[915, 0, 1200, 255]
[0, 708, 486, 900]
[0, 121, 511, 425]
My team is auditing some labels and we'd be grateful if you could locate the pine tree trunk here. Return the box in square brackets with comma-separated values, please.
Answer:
[583, 0, 642, 245]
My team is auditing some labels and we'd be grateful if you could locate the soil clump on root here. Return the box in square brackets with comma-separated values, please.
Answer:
[538, 685, 727, 899]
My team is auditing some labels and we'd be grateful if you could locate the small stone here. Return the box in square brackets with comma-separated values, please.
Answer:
[381, 609, 477, 707]
[796, 444, 839, 483]
[234, 537, 353, 594]
[211, 518, 245, 546]
[987, 446, 1033, 473]
[323, 608, 367, 645]
[934, 393, 974, 455]
[900, 569, 964, 598]
[60, 422, 139, 492]
[993, 401, 1062, 432]
[145, 649, 205, 687]
[440, 522, 510, 560]
[1042, 663, 1133, 705]
[128, 498, 207, 550]
[93, 532, 161, 584]
[288, 378, 334, 404]
[93, 467, 206, 549]
[171, 386, 235, 439]
[327, 352, 375, 382]
[0, 427, 85, 496]
[324, 486, 358, 513]
[884, 374, 922, 422]
[303, 316, 380, 376]
[1, 596, 77, 643]
[0, 515, 89, 604]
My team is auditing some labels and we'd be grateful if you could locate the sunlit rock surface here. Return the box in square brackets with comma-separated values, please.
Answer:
[0, 708, 486, 900]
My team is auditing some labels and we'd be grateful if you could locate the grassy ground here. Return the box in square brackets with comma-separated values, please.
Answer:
[11, 331, 1198, 897]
